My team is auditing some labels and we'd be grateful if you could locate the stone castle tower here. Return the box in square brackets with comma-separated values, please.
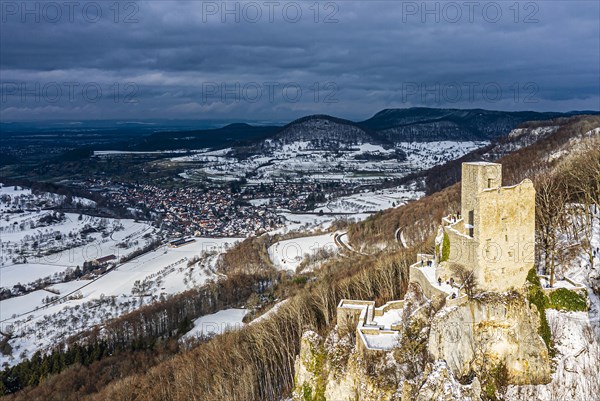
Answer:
[441, 162, 536, 292]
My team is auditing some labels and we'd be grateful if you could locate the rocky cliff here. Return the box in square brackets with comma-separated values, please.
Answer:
[428, 292, 551, 385]
[293, 289, 550, 401]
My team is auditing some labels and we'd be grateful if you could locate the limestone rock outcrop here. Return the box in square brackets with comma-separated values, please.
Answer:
[428, 292, 551, 384]
[414, 361, 481, 401]
[293, 326, 483, 401]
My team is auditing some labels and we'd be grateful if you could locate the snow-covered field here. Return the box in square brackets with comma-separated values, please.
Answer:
[172, 140, 487, 185]
[1, 211, 153, 289]
[0, 184, 252, 366]
[268, 232, 339, 272]
[0, 263, 68, 288]
[0, 237, 241, 366]
[396, 141, 487, 170]
[1, 185, 156, 298]
[316, 183, 423, 213]
[182, 308, 248, 340]
[0, 184, 95, 212]
[270, 212, 370, 235]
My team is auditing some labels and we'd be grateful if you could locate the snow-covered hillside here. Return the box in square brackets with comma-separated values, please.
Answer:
[173, 139, 486, 185]
[1, 210, 152, 290]
[316, 183, 423, 213]
[181, 308, 248, 341]
[480, 125, 559, 160]
[0, 185, 249, 367]
[268, 232, 339, 272]
[0, 184, 96, 211]
[0, 237, 240, 366]
[508, 207, 600, 400]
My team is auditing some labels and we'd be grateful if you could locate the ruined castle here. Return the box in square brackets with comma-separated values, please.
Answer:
[294, 162, 561, 401]
[438, 162, 536, 292]
[337, 161, 537, 352]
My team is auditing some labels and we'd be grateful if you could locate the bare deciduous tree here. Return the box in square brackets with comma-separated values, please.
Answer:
[563, 139, 600, 271]
[450, 263, 477, 298]
[535, 172, 569, 287]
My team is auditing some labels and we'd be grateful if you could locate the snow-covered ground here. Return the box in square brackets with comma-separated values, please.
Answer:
[417, 263, 458, 297]
[361, 331, 400, 350]
[181, 308, 247, 340]
[539, 277, 581, 289]
[268, 232, 339, 272]
[372, 308, 403, 329]
[0, 184, 95, 212]
[1, 185, 155, 295]
[172, 140, 487, 185]
[507, 208, 600, 401]
[1, 211, 153, 289]
[275, 213, 337, 233]
[316, 183, 423, 214]
[1, 216, 241, 366]
[396, 141, 486, 170]
[0, 263, 68, 288]
[507, 308, 600, 401]
[269, 212, 371, 235]
[251, 299, 289, 325]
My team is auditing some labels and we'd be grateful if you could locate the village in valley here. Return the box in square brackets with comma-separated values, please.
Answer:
[0, 164, 421, 365]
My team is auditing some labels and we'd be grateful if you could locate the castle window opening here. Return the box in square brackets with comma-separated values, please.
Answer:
[468, 210, 474, 237]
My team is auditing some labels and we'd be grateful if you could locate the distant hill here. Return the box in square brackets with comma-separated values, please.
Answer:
[52, 108, 599, 156]
[112, 108, 600, 153]
[239, 109, 597, 152]
[266, 114, 390, 148]
[358, 107, 596, 142]
[226, 114, 400, 159]
[175, 108, 597, 152]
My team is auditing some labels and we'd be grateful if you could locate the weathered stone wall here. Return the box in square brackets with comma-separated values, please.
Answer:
[475, 179, 536, 291]
[444, 225, 478, 272]
[374, 300, 405, 317]
[461, 162, 502, 224]
[448, 162, 536, 292]
[336, 300, 373, 330]
[409, 265, 448, 300]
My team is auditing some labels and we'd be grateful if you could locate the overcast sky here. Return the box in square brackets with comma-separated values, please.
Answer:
[1, 0, 599, 121]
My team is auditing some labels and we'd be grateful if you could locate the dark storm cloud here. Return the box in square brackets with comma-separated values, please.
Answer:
[1, 0, 598, 121]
